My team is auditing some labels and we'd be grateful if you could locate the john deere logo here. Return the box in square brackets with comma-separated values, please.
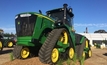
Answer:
[18, 22, 20, 24]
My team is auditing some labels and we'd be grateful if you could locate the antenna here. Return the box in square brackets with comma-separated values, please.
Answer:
[39, 10, 42, 14]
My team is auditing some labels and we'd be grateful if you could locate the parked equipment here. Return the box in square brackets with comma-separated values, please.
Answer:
[0, 29, 16, 51]
[3, 35, 17, 48]
[0, 29, 3, 51]
[13, 4, 92, 65]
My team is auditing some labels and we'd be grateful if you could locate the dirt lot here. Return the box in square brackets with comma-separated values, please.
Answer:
[0, 48, 107, 65]
[0, 48, 13, 65]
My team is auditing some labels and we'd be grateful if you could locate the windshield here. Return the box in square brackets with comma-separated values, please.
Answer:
[67, 14, 73, 26]
[48, 11, 64, 21]
[48, 11, 73, 26]
[15, 14, 37, 36]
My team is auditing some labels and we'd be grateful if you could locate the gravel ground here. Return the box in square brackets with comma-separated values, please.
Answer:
[85, 48, 107, 65]
[0, 48, 13, 65]
[0, 48, 107, 65]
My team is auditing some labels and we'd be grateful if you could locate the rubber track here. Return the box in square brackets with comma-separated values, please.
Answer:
[13, 45, 23, 59]
[38, 28, 65, 65]
[75, 38, 86, 59]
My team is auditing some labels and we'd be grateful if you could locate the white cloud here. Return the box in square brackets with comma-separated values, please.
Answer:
[74, 23, 107, 27]
[0, 27, 15, 33]
[1, 28, 15, 30]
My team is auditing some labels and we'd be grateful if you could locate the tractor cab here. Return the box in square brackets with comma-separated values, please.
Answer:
[46, 4, 74, 27]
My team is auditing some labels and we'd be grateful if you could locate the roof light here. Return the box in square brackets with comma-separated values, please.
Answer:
[20, 14, 31, 17]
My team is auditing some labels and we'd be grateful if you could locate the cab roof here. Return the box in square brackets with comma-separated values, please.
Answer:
[46, 8, 74, 17]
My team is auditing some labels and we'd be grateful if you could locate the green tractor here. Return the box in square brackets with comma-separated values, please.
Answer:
[0, 29, 17, 51]
[0, 29, 4, 51]
[13, 4, 92, 64]
[3, 34, 17, 48]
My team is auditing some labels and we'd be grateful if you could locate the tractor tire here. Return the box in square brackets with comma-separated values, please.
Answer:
[75, 38, 86, 59]
[0, 40, 3, 51]
[85, 41, 92, 59]
[13, 45, 31, 59]
[86, 49, 92, 58]
[62, 47, 75, 60]
[68, 35, 75, 60]
[38, 28, 66, 65]
[61, 36, 75, 60]
[7, 41, 14, 48]
[13, 45, 23, 59]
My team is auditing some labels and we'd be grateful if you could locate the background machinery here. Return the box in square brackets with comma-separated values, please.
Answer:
[0, 29, 4, 51]
[0, 29, 16, 51]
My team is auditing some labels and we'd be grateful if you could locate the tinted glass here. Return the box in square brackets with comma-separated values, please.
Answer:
[15, 14, 37, 36]
[49, 11, 64, 21]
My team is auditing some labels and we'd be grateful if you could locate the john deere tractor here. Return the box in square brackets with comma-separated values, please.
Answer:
[13, 4, 92, 65]
[0, 29, 3, 51]
[0, 29, 16, 50]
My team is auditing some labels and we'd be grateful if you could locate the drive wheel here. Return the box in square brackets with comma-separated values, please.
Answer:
[85, 40, 89, 48]
[0, 41, 3, 51]
[59, 30, 68, 44]
[85, 39, 92, 58]
[13, 45, 30, 59]
[51, 48, 59, 63]
[57, 30, 70, 60]
[21, 47, 30, 59]
[68, 47, 74, 59]
[39, 28, 66, 65]
[88, 50, 92, 58]
[86, 49, 92, 58]
[82, 51, 86, 58]
[7, 41, 13, 48]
